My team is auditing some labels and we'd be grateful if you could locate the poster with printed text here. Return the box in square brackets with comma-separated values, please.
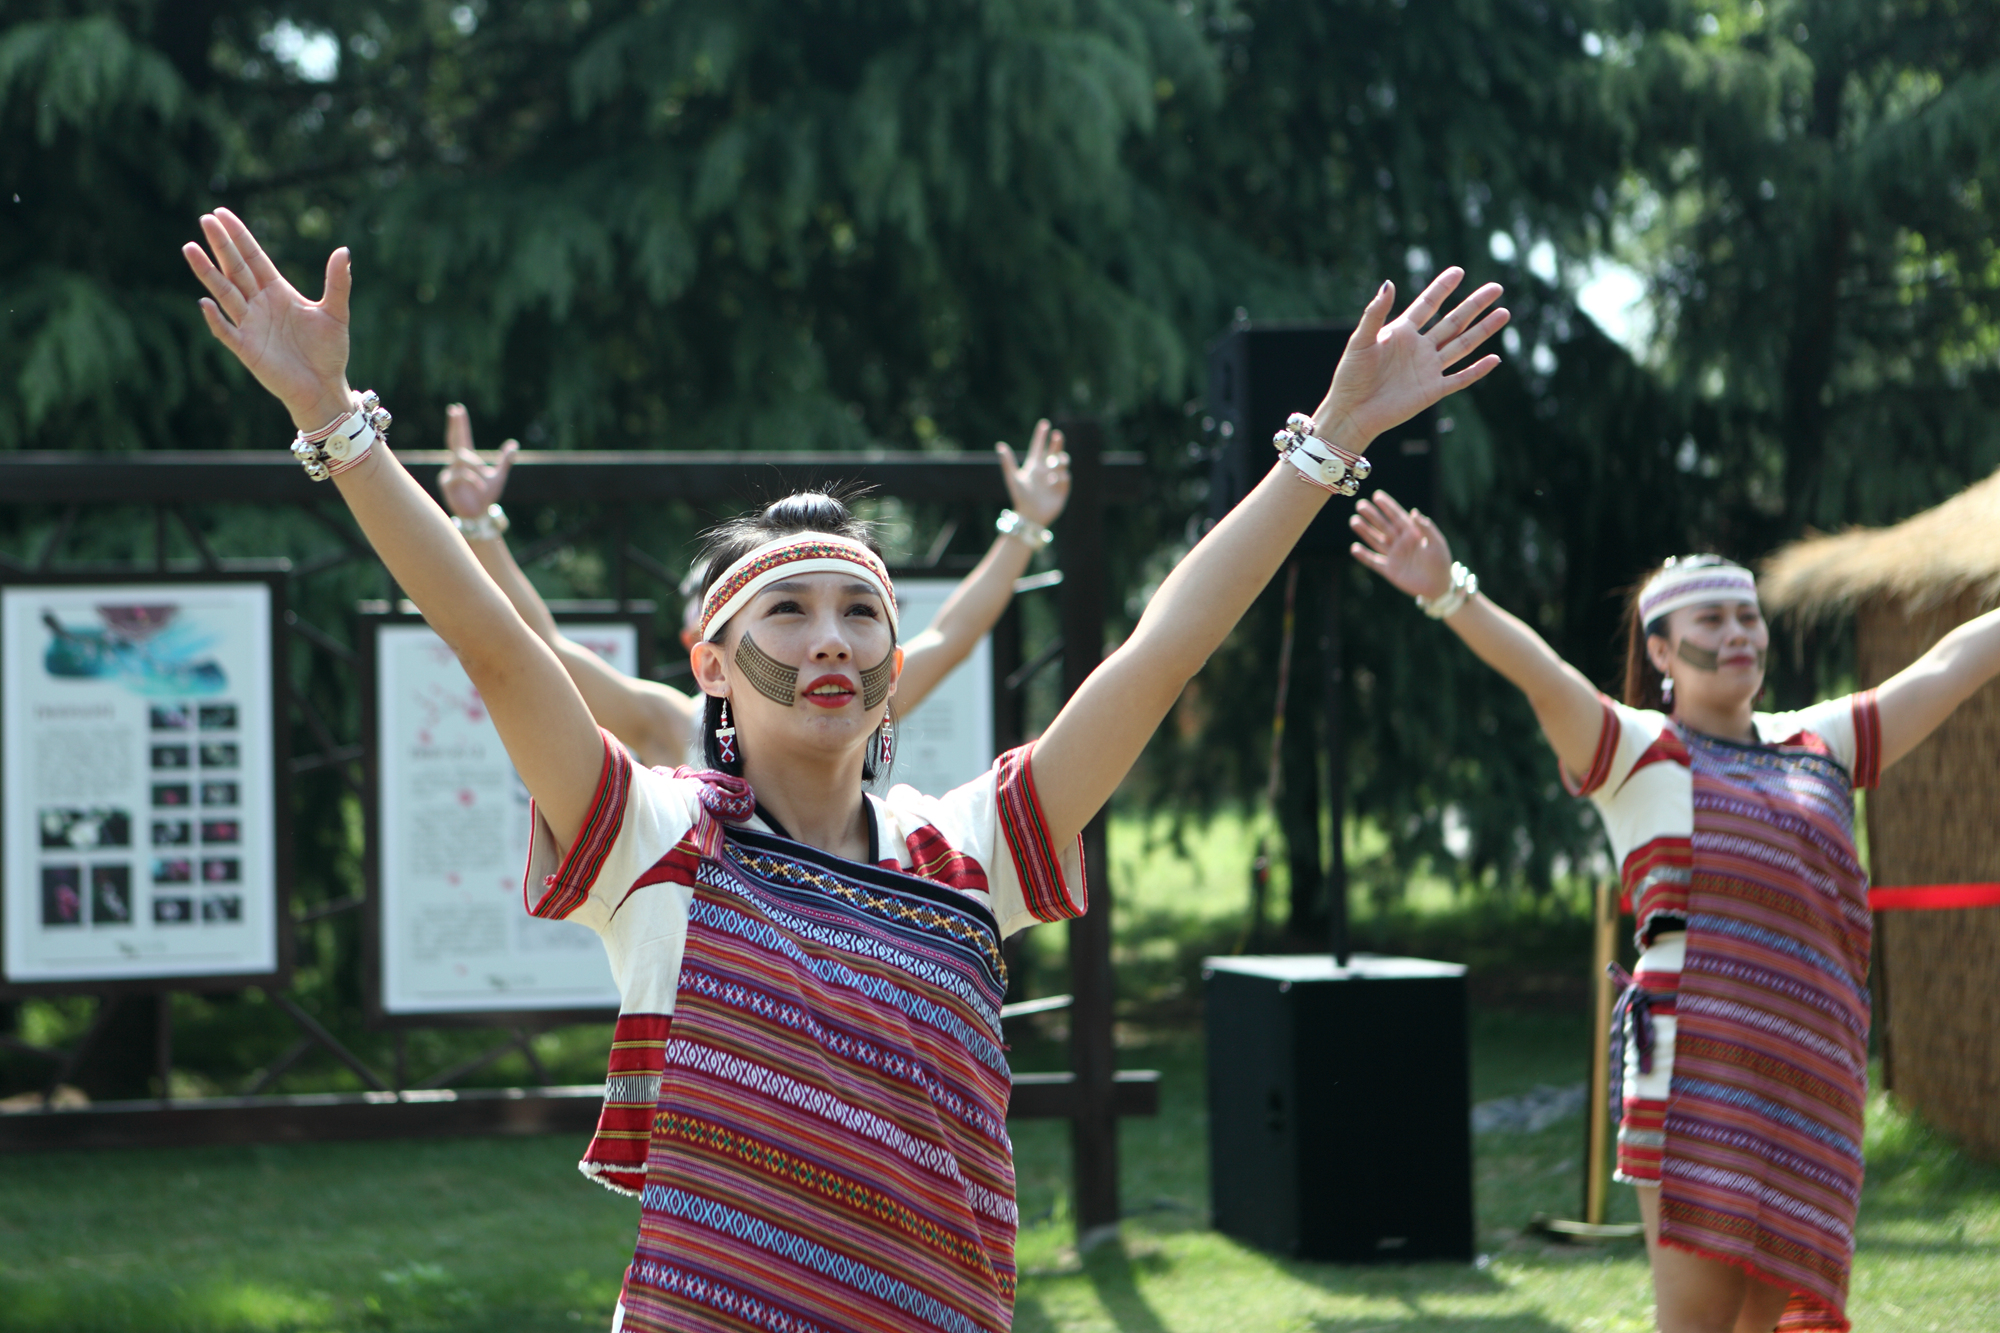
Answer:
[2, 581, 280, 985]
[887, 580, 995, 800]
[374, 620, 638, 1015]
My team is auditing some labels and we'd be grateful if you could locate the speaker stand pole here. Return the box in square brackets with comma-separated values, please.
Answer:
[1322, 560, 1349, 967]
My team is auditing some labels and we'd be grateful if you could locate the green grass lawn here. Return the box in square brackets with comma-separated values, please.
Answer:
[4, 1022, 1994, 1332]
[4, 813, 1994, 1330]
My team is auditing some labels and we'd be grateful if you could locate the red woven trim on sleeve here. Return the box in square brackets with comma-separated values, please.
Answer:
[1850, 689, 1881, 790]
[1561, 695, 1621, 797]
[997, 743, 1086, 923]
[579, 1011, 671, 1197]
[527, 728, 632, 920]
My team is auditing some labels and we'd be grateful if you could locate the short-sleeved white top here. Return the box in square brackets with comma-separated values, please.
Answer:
[1564, 692, 1880, 947]
[524, 737, 1086, 1020]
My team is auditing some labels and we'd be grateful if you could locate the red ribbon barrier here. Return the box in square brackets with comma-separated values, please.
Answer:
[1869, 884, 2000, 912]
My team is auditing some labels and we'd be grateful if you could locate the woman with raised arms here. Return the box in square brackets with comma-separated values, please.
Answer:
[1348, 498, 2000, 1333]
[434, 405, 1075, 769]
[182, 208, 1504, 1333]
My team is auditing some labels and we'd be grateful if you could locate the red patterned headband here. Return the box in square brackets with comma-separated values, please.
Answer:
[698, 534, 898, 642]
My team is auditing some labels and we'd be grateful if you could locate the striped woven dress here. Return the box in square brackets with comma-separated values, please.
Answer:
[525, 730, 1085, 1333]
[1568, 692, 1881, 1333]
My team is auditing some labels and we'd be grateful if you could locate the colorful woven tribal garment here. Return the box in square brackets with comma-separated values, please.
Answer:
[521, 731, 1086, 1331]
[623, 823, 1015, 1333]
[1668, 727, 1871, 1333]
[1568, 693, 1880, 1333]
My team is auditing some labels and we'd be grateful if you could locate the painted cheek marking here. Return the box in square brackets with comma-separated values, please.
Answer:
[860, 647, 895, 710]
[1676, 641, 1720, 672]
[735, 633, 800, 706]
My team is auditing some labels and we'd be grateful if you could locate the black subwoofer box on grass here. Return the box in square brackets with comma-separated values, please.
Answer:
[1203, 955, 1474, 1262]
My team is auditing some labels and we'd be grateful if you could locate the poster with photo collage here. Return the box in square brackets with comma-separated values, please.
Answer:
[2, 581, 281, 985]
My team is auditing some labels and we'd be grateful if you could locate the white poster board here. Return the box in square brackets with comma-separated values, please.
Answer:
[373, 620, 637, 1016]
[2, 581, 281, 985]
[889, 579, 996, 799]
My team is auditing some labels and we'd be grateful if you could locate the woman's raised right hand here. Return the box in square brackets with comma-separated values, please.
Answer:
[1349, 490, 1455, 600]
[181, 209, 354, 431]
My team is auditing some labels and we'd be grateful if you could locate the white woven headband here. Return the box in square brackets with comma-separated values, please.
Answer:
[1639, 562, 1758, 626]
[698, 533, 898, 642]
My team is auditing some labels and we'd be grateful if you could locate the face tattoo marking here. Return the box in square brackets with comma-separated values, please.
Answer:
[860, 647, 895, 710]
[1676, 641, 1720, 672]
[735, 633, 801, 706]
[1675, 640, 1768, 673]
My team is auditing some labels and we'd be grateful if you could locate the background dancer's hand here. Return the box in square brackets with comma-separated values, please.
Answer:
[181, 209, 354, 431]
[438, 405, 519, 519]
[995, 419, 1071, 528]
[1312, 268, 1507, 454]
[1348, 491, 1454, 600]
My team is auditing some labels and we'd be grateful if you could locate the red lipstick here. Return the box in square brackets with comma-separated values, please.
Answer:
[801, 673, 857, 708]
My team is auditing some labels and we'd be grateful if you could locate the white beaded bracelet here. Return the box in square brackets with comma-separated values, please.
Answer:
[291, 391, 390, 482]
[1415, 562, 1479, 619]
[453, 505, 510, 543]
[996, 509, 1054, 548]
[1273, 412, 1371, 497]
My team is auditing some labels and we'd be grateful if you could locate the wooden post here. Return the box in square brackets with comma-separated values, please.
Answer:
[1057, 420, 1118, 1234]
[1584, 880, 1618, 1225]
[155, 994, 175, 1104]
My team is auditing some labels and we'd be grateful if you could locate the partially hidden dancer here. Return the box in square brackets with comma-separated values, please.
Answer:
[1349, 504, 2000, 1333]
[182, 208, 1506, 1333]
[433, 402, 1075, 769]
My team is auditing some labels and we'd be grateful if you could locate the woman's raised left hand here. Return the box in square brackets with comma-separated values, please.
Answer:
[1313, 268, 1507, 453]
[996, 419, 1072, 528]
[181, 209, 354, 431]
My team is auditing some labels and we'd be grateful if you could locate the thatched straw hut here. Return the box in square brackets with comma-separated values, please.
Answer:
[1763, 470, 2000, 1159]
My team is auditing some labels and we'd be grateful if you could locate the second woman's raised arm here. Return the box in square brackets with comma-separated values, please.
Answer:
[1347, 491, 1606, 778]
[181, 210, 606, 847]
[1031, 270, 1507, 847]
[436, 407, 701, 766]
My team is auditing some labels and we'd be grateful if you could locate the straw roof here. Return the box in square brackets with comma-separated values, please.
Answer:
[1761, 468, 2000, 622]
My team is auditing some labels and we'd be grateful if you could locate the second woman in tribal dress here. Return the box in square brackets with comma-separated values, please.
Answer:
[1350, 508, 2000, 1333]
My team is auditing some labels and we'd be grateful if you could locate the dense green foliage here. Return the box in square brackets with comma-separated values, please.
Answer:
[4, 0, 1998, 927]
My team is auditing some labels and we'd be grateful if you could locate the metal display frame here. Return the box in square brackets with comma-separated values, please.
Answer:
[0, 569, 293, 999]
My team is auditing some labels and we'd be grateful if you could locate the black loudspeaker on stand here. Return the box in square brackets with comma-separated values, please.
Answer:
[1200, 322, 1473, 1264]
[1205, 321, 1440, 546]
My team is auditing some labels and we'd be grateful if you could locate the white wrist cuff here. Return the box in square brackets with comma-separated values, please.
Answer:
[453, 505, 510, 543]
[1415, 562, 1479, 619]
[1273, 412, 1371, 497]
[997, 509, 1054, 548]
[292, 391, 389, 481]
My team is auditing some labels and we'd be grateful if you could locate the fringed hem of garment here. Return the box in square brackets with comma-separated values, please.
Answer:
[579, 1159, 642, 1199]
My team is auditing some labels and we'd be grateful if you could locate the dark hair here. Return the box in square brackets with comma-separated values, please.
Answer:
[692, 491, 895, 781]
[1619, 553, 1735, 710]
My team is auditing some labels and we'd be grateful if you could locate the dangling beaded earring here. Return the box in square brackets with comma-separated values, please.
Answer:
[715, 698, 738, 765]
[876, 714, 896, 770]
[1661, 674, 1675, 707]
